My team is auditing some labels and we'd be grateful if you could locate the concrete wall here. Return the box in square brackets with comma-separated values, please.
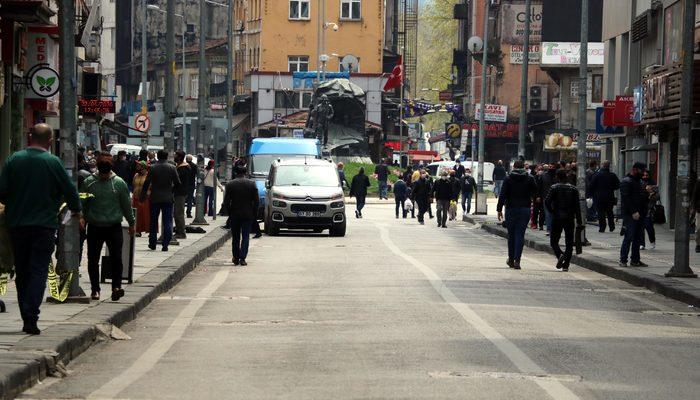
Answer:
[602, 0, 632, 41]
[258, 0, 384, 74]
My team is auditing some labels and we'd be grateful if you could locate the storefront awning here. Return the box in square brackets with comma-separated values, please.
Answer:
[621, 143, 658, 153]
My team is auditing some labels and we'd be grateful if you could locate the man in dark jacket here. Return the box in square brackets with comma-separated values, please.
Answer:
[140, 150, 181, 251]
[493, 160, 507, 198]
[545, 169, 583, 271]
[173, 151, 191, 239]
[432, 170, 453, 228]
[349, 167, 370, 218]
[393, 178, 408, 218]
[112, 151, 130, 188]
[185, 154, 198, 218]
[375, 159, 389, 200]
[454, 160, 466, 179]
[537, 164, 556, 232]
[403, 166, 413, 186]
[496, 160, 538, 269]
[223, 165, 259, 266]
[619, 162, 648, 267]
[589, 160, 620, 232]
[412, 171, 431, 224]
[461, 168, 477, 214]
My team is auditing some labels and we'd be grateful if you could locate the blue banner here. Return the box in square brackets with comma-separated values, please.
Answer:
[292, 71, 350, 89]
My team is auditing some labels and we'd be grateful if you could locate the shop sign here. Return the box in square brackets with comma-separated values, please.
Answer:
[541, 42, 605, 66]
[544, 131, 601, 151]
[633, 85, 643, 123]
[462, 122, 518, 138]
[595, 107, 624, 136]
[501, 3, 543, 45]
[509, 44, 541, 64]
[26, 30, 58, 99]
[474, 103, 508, 122]
[642, 73, 668, 113]
[614, 95, 635, 126]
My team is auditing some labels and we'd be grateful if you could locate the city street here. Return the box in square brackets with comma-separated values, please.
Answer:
[19, 203, 700, 400]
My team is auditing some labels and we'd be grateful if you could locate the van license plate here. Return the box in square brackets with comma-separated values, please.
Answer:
[298, 211, 320, 217]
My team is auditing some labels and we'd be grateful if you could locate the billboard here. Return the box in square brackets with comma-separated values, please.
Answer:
[501, 2, 543, 45]
[541, 42, 605, 66]
[474, 103, 508, 123]
[509, 44, 541, 64]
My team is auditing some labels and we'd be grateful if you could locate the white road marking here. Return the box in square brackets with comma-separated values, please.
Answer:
[88, 268, 231, 399]
[376, 223, 582, 400]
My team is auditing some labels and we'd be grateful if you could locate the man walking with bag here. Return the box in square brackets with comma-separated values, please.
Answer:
[140, 150, 181, 252]
[0, 123, 82, 334]
[619, 162, 648, 267]
[545, 169, 583, 272]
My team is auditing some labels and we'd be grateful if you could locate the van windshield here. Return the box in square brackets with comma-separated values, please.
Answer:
[250, 155, 309, 176]
[274, 165, 339, 187]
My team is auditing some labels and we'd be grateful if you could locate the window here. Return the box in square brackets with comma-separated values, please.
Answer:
[341, 0, 361, 20]
[289, 0, 310, 20]
[288, 56, 309, 72]
[591, 74, 603, 104]
[275, 91, 312, 109]
[178, 74, 184, 97]
[190, 74, 199, 98]
[110, 28, 116, 50]
[664, 2, 682, 65]
[158, 76, 165, 98]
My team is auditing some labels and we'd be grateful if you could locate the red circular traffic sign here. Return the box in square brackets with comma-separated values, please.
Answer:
[135, 113, 151, 133]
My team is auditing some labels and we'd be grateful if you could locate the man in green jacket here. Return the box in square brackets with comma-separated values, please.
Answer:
[80, 153, 135, 302]
[0, 124, 81, 335]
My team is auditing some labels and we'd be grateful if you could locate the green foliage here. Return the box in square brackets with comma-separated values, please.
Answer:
[417, 0, 459, 103]
[343, 162, 404, 196]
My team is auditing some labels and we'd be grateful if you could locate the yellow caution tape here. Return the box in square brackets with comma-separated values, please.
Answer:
[0, 274, 7, 296]
[47, 262, 73, 302]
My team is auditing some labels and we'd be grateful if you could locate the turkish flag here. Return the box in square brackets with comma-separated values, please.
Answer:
[383, 56, 403, 92]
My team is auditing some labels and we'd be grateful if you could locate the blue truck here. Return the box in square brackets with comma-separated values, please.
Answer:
[248, 138, 322, 217]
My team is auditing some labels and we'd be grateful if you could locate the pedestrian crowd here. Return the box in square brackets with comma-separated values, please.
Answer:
[0, 123, 260, 335]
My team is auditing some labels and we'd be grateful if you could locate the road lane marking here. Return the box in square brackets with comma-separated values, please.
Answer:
[88, 268, 231, 399]
[375, 223, 582, 400]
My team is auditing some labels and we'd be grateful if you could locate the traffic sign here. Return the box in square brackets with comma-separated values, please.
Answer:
[446, 123, 461, 138]
[135, 113, 151, 133]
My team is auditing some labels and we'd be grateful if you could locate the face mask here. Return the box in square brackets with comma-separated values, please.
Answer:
[97, 162, 112, 174]
[441, 176, 448, 180]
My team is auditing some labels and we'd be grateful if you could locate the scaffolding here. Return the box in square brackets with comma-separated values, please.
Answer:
[398, 0, 418, 98]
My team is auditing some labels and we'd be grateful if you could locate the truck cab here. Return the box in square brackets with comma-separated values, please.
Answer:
[248, 138, 321, 218]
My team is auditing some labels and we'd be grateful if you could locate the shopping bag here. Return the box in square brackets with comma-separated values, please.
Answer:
[404, 199, 413, 210]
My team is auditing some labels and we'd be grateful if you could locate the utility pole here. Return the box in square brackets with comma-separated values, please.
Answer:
[181, 12, 187, 152]
[141, 0, 148, 150]
[668, 0, 697, 278]
[164, 0, 175, 154]
[476, 0, 490, 214]
[58, 0, 87, 301]
[316, 0, 322, 82]
[192, 0, 209, 225]
[226, 0, 234, 180]
[577, 0, 589, 242]
[518, 0, 531, 159]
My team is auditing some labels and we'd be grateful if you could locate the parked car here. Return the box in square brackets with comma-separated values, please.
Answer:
[265, 158, 346, 237]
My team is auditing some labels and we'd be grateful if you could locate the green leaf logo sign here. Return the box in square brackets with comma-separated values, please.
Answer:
[29, 67, 60, 97]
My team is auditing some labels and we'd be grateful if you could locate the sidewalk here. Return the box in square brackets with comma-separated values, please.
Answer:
[0, 210, 230, 399]
[463, 212, 700, 307]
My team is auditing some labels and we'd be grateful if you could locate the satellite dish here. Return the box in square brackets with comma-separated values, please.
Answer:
[467, 36, 484, 53]
[340, 54, 360, 73]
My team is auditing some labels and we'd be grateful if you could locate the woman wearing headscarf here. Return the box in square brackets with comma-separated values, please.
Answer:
[132, 161, 151, 237]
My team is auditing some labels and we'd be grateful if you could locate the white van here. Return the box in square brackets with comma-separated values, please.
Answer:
[426, 160, 496, 192]
[106, 144, 141, 157]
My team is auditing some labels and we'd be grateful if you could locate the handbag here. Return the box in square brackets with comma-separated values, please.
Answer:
[653, 202, 666, 224]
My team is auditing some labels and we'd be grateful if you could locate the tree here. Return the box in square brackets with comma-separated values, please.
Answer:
[417, 0, 458, 103]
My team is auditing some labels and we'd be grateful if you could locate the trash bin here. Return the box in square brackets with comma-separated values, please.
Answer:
[100, 225, 135, 284]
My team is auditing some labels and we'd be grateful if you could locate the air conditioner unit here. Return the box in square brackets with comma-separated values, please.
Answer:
[529, 85, 548, 112]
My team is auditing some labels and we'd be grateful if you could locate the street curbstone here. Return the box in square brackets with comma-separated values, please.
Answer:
[0, 228, 231, 400]
[463, 214, 700, 307]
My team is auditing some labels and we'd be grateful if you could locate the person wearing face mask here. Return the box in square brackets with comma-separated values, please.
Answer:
[619, 162, 649, 267]
[412, 170, 431, 224]
[432, 170, 453, 228]
[81, 154, 135, 301]
[461, 168, 477, 214]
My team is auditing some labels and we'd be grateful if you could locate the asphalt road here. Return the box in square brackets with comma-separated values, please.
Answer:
[20, 203, 700, 400]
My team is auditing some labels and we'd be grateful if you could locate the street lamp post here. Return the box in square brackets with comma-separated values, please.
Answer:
[518, 0, 531, 159]
[141, 0, 149, 150]
[476, 1, 490, 215]
[192, 0, 209, 225]
[577, 0, 589, 244]
[164, 0, 175, 154]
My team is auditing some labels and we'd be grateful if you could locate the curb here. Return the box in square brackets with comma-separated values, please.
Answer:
[463, 215, 700, 308]
[0, 228, 231, 400]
